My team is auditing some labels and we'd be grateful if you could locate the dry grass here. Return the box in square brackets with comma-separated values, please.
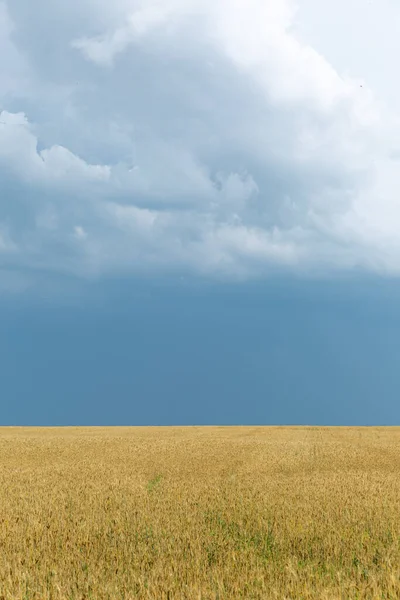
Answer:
[0, 426, 400, 599]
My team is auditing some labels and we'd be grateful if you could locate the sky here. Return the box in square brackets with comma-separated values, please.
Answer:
[1, 0, 400, 425]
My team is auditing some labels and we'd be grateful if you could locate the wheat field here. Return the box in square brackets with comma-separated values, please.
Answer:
[0, 426, 399, 599]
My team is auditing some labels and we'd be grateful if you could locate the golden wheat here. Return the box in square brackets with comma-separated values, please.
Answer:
[0, 426, 399, 599]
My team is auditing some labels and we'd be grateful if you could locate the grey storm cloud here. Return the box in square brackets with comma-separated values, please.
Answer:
[1, 0, 400, 282]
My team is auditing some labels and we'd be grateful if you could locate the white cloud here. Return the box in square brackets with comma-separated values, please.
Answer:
[0, 2, 27, 97]
[1, 0, 400, 281]
[73, 225, 88, 240]
[0, 111, 110, 184]
[72, 2, 183, 67]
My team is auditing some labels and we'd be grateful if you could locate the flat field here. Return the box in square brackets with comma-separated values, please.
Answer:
[0, 426, 399, 599]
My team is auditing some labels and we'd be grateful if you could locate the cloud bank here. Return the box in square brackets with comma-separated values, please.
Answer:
[1, 0, 400, 281]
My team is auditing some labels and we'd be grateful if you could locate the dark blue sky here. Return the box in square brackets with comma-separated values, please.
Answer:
[1, 274, 399, 426]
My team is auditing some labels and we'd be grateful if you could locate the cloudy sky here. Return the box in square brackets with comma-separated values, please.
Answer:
[1, 0, 400, 425]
